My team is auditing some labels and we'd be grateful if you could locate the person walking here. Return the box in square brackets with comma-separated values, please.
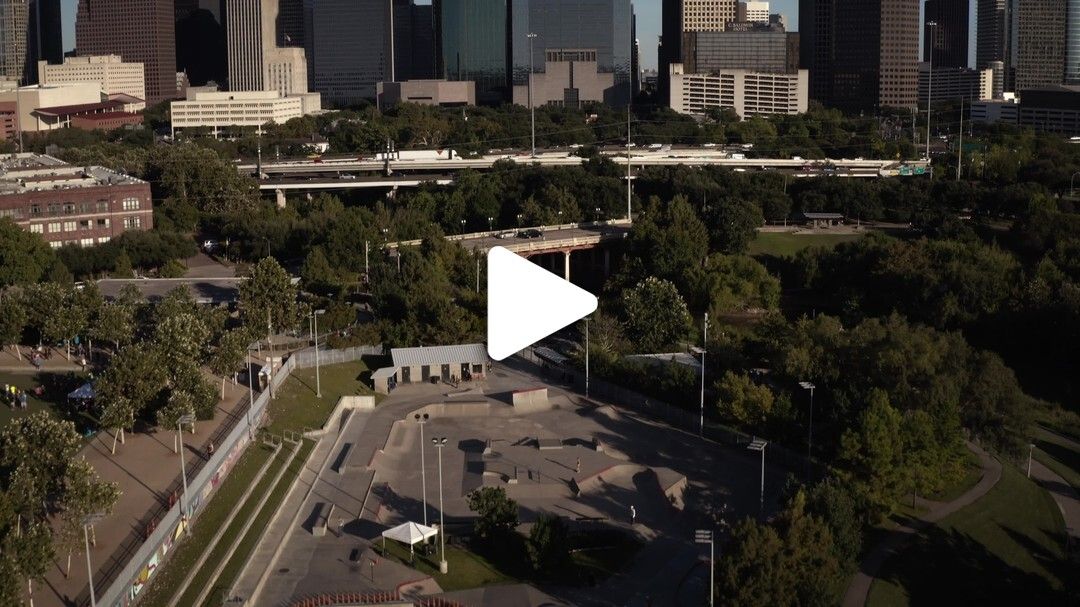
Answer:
[630, 505, 636, 525]
[576, 458, 581, 474]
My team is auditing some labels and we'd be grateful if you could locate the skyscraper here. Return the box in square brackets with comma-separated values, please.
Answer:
[310, 0, 391, 105]
[509, 0, 634, 106]
[1014, 0, 1066, 91]
[0, 1, 31, 84]
[799, 0, 919, 111]
[924, 0, 969, 68]
[393, 0, 436, 81]
[176, 4, 227, 87]
[434, 0, 509, 104]
[1068, 0, 1080, 84]
[225, 0, 308, 95]
[75, 0, 177, 103]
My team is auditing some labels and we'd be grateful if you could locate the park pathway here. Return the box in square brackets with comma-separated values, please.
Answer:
[842, 441, 1002, 607]
[1031, 427, 1080, 544]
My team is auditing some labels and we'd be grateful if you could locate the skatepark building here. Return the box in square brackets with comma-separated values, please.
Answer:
[372, 343, 489, 393]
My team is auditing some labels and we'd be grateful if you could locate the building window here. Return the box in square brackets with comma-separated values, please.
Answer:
[63, 203, 75, 215]
[80, 238, 94, 247]
[29, 204, 41, 217]
[47, 203, 61, 216]
[48, 241, 62, 249]
[97, 218, 110, 229]
[30, 224, 43, 234]
[96, 201, 110, 213]
[63, 221, 76, 232]
[79, 220, 92, 231]
[123, 216, 141, 230]
[122, 197, 140, 211]
[97, 236, 110, 244]
[48, 222, 61, 233]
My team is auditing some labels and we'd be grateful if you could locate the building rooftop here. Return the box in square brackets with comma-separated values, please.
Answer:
[390, 344, 488, 368]
[33, 100, 124, 117]
[0, 153, 145, 195]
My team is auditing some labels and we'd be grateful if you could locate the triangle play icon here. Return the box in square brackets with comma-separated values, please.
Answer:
[486, 246, 598, 361]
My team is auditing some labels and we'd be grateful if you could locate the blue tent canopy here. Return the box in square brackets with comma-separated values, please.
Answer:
[68, 383, 95, 400]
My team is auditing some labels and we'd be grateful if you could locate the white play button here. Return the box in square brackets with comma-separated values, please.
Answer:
[486, 246, 598, 361]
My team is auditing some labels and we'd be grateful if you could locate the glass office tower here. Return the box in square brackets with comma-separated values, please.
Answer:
[434, 0, 510, 104]
[510, 0, 633, 105]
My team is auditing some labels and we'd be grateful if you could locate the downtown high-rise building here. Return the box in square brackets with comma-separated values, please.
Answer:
[924, 0, 969, 68]
[393, 0, 436, 81]
[75, 0, 177, 103]
[0, 0, 61, 85]
[225, 0, 308, 95]
[799, 0, 920, 111]
[434, 0, 509, 104]
[1069, 0, 1080, 83]
[309, 0, 392, 105]
[1014, 0, 1067, 91]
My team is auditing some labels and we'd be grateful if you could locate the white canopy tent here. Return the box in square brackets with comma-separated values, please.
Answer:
[381, 521, 438, 559]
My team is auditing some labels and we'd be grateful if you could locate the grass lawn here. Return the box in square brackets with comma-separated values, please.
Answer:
[0, 371, 91, 432]
[748, 231, 866, 258]
[200, 439, 315, 606]
[137, 442, 277, 607]
[867, 464, 1069, 606]
[173, 443, 295, 606]
[374, 528, 641, 592]
[1033, 428, 1080, 489]
[267, 361, 381, 436]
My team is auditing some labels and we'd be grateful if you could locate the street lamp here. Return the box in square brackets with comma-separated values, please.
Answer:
[460, 219, 466, 235]
[799, 381, 816, 477]
[177, 414, 195, 535]
[432, 436, 449, 574]
[246, 348, 255, 439]
[583, 316, 590, 398]
[487, 216, 494, 231]
[1071, 171, 1080, 196]
[414, 413, 430, 526]
[311, 309, 325, 398]
[747, 437, 768, 516]
[699, 314, 708, 437]
[1028, 442, 1035, 478]
[527, 32, 538, 157]
[82, 512, 105, 607]
[926, 21, 937, 160]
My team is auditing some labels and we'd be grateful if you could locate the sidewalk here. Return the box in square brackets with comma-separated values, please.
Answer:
[842, 441, 1002, 607]
[38, 374, 257, 607]
[1028, 459, 1080, 543]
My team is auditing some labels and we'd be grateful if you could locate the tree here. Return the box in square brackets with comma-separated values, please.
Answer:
[0, 218, 55, 287]
[621, 277, 691, 352]
[41, 287, 88, 359]
[153, 311, 210, 368]
[0, 294, 27, 360]
[94, 343, 167, 423]
[90, 300, 135, 354]
[156, 391, 196, 451]
[159, 259, 187, 278]
[168, 360, 218, 420]
[99, 395, 136, 454]
[0, 413, 82, 512]
[238, 257, 298, 335]
[466, 487, 518, 540]
[715, 371, 775, 426]
[300, 246, 338, 293]
[528, 512, 570, 575]
[836, 391, 906, 520]
[112, 250, 133, 278]
[210, 329, 249, 398]
[56, 459, 119, 576]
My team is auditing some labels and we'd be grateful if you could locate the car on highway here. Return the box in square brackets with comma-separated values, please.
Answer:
[495, 231, 516, 239]
[517, 229, 543, 239]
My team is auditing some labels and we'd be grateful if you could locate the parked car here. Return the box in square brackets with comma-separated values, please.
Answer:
[517, 229, 543, 239]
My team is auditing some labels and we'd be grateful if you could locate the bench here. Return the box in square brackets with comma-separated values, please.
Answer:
[312, 502, 335, 537]
[332, 443, 352, 473]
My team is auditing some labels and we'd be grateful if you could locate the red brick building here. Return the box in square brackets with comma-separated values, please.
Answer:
[0, 154, 153, 247]
[75, 0, 176, 104]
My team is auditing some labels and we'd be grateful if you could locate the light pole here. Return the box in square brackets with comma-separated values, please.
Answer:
[432, 436, 449, 573]
[1071, 171, 1080, 196]
[694, 529, 714, 607]
[177, 414, 195, 535]
[460, 219, 466, 235]
[312, 309, 325, 398]
[799, 381, 815, 477]
[527, 32, 538, 157]
[82, 512, 104, 607]
[926, 21, 937, 161]
[414, 413, 430, 526]
[246, 348, 255, 439]
[1028, 442, 1035, 478]
[747, 438, 768, 516]
[699, 313, 708, 437]
[584, 316, 590, 398]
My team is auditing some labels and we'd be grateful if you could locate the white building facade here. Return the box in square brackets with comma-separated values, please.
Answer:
[669, 63, 808, 117]
[37, 55, 146, 101]
[225, 0, 309, 97]
[169, 89, 315, 136]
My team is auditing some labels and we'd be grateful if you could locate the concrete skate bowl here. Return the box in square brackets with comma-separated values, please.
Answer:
[573, 464, 687, 521]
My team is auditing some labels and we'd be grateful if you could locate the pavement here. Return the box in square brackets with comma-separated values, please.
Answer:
[234, 360, 783, 607]
[36, 366, 260, 607]
[0, 347, 84, 373]
[1031, 428, 1080, 544]
[842, 441, 1003, 607]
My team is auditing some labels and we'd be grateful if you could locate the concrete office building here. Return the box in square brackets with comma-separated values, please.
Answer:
[0, 82, 102, 135]
[225, 0, 309, 96]
[75, 0, 176, 104]
[800, 0, 920, 111]
[924, 0, 969, 68]
[510, 0, 635, 107]
[1069, 0, 1080, 84]
[0, 0, 61, 85]
[1014, 0, 1067, 92]
[309, 0, 391, 105]
[737, 1, 770, 23]
[38, 55, 146, 101]
[682, 25, 794, 74]
[377, 79, 475, 107]
[1018, 86, 1080, 134]
[681, 0, 738, 30]
[917, 63, 993, 103]
[169, 88, 318, 136]
[0, 153, 153, 247]
[669, 63, 808, 117]
[970, 96, 1020, 124]
[976, 0, 1014, 92]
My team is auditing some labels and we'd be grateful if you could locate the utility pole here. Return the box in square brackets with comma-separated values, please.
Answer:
[956, 97, 964, 181]
[256, 127, 263, 179]
[699, 313, 707, 437]
[528, 32, 538, 157]
[364, 240, 369, 281]
[926, 21, 937, 161]
[267, 309, 274, 399]
[626, 106, 632, 220]
[585, 316, 590, 398]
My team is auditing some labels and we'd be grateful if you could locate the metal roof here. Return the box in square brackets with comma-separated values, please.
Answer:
[803, 212, 844, 219]
[390, 344, 488, 368]
[370, 367, 398, 380]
